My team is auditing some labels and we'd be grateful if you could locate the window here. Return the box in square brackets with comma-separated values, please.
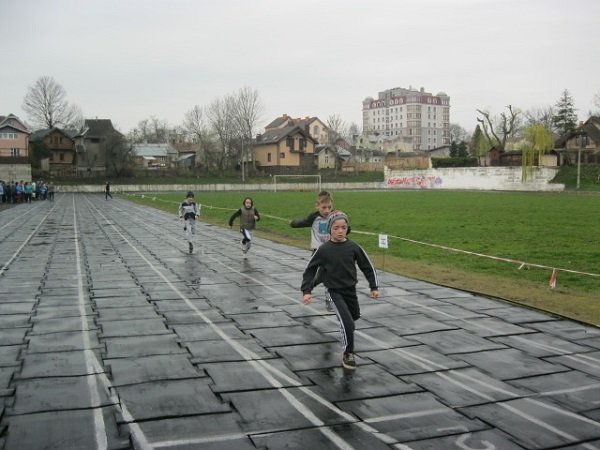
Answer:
[280, 152, 285, 159]
[300, 139, 306, 151]
[60, 153, 65, 161]
[286, 136, 294, 149]
[10, 148, 20, 157]
[267, 153, 271, 162]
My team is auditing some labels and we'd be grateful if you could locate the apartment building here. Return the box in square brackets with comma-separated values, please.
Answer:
[362, 86, 450, 151]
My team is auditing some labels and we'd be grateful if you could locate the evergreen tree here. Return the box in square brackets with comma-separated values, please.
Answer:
[552, 89, 578, 135]
[469, 125, 488, 160]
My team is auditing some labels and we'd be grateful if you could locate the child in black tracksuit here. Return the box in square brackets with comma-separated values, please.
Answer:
[301, 211, 379, 370]
[179, 191, 200, 253]
[228, 197, 260, 257]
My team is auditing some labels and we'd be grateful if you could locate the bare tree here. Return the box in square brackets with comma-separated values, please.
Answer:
[103, 132, 134, 177]
[325, 114, 350, 176]
[231, 87, 264, 179]
[183, 105, 216, 172]
[130, 116, 170, 143]
[326, 114, 348, 144]
[449, 123, 469, 143]
[206, 95, 237, 174]
[523, 106, 555, 131]
[22, 76, 80, 129]
[476, 105, 520, 149]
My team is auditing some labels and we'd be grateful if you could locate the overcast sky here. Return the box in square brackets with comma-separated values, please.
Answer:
[2, 0, 599, 135]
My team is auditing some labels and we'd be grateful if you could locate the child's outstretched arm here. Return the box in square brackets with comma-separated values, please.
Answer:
[228, 209, 241, 227]
[290, 211, 319, 228]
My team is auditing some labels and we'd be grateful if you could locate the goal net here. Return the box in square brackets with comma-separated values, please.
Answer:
[273, 175, 322, 192]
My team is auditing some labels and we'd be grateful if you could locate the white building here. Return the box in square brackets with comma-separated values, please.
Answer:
[362, 86, 450, 151]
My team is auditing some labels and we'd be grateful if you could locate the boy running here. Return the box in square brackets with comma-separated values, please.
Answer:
[229, 197, 260, 258]
[179, 191, 200, 254]
[301, 211, 379, 370]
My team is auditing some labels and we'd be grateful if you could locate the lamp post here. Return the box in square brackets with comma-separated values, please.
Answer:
[241, 139, 245, 183]
[576, 122, 585, 190]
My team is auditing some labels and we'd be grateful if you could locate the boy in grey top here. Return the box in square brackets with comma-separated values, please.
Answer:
[289, 190, 333, 250]
[290, 190, 335, 310]
[179, 191, 200, 254]
[228, 197, 260, 258]
[301, 211, 379, 370]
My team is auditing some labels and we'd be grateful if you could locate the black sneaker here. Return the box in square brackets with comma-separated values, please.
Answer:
[342, 352, 356, 370]
[189, 242, 193, 254]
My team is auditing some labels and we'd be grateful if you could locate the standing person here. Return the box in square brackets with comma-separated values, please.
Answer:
[15, 182, 23, 203]
[0, 181, 4, 203]
[39, 181, 47, 200]
[105, 181, 113, 200]
[179, 191, 200, 254]
[301, 211, 379, 370]
[5, 182, 12, 204]
[290, 190, 335, 310]
[23, 182, 33, 203]
[228, 197, 260, 258]
[47, 182, 55, 201]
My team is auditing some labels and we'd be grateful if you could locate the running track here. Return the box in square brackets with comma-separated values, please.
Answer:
[0, 194, 599, 450]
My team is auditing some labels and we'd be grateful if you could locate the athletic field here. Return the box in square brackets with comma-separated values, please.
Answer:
[126, 190, 600, 324]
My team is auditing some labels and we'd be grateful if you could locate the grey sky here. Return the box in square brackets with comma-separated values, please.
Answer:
[2, 0, 599, 135]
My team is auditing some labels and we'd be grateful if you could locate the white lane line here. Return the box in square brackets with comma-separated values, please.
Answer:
[72, 195, 108, 450]
[393, 293, 600, 374]
[71, 195, 154, 450]
[0, 203, 40, 232]
[0, 200, 56, 277]
[538, 383, 600, 396]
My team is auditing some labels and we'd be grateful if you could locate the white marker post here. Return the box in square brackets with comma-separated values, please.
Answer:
[378, 234, 388, 271]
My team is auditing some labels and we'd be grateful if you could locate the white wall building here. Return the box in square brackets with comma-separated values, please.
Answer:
[362, 86, 450, 151]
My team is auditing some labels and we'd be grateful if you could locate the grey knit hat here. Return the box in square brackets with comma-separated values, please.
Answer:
[327, 211, 349, 234]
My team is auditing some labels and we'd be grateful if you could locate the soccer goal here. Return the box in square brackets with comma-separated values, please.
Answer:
[273, 175, 322, 192]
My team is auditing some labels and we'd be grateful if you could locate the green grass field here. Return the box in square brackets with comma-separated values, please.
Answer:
[125, 189, 600, 324]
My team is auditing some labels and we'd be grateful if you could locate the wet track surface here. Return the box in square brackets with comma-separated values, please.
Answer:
[0, 194, 599, 450]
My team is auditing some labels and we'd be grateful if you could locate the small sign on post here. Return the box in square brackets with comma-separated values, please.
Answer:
[378, 234, 388, 249]
[378, 234, 388, 271]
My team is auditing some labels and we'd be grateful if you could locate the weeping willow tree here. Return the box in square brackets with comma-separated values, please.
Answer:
[521, 124, 554, 181]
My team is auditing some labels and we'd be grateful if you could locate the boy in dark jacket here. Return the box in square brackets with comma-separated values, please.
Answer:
[301, 211, 379, 370]
[228, 197, 260, 258]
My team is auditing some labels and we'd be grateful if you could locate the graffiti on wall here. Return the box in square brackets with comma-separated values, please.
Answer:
[386, 175, 442, 189]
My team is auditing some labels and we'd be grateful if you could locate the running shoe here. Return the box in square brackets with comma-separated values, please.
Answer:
[342, 352, 356, 370]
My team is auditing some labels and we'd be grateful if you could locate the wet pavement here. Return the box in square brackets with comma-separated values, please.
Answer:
[1, 193, 599, 450]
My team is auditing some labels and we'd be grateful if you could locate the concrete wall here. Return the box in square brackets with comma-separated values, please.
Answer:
[53, 166, 564, 193]
[0, 164, 32, 182]
[54, 182, 384, 193]
[384, 166, 564, 191]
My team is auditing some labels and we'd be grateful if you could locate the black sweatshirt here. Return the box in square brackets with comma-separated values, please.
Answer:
[301, 238, 378, 294]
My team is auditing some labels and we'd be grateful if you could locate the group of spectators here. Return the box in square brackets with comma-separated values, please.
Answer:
[0, 180, 55, 204]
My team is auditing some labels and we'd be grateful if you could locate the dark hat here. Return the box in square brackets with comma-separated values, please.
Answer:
[327, 210, 349, 234]
[186, 191, 194, 198]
